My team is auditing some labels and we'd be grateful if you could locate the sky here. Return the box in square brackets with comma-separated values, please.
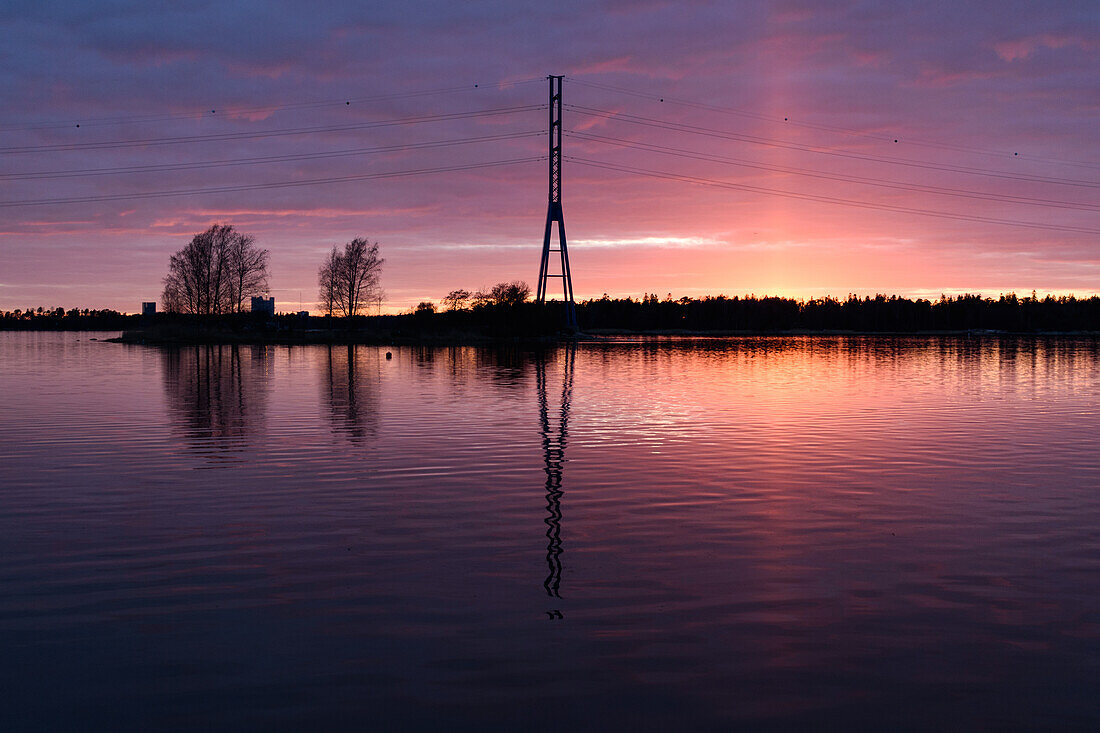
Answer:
[1, 0, 1097, 313]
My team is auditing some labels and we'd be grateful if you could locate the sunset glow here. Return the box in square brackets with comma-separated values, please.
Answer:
[1, 2, 1096, 312]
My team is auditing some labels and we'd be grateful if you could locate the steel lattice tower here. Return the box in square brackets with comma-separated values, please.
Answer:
[536, 75, 578, 330]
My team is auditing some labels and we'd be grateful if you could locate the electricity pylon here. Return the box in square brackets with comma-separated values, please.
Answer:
[536, 75, 578, 330]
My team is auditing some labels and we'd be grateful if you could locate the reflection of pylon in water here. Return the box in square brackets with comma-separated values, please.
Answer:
[537, 345, 575, 599]
[536, 75, 578, 331]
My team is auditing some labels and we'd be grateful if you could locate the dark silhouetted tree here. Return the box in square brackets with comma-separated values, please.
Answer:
[442, 289, 471, 311]
[318, 238, 384, 317]
[317, 246, 342, 316]
[470, 289, 492, 308]
[487, 280, 531, 306]
[225, 231, 269, 313]
[162, 224, 269, 314]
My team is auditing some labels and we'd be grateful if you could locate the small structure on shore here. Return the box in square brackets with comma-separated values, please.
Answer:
[142, 302, 156, 316]
[251, 296, 275, 317]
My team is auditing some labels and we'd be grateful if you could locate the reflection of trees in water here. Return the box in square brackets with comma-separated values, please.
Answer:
[324, 345, 379, 442]
[162, 345, 272, 447]
[405, 345, 532, 393]
[537, 345, 575, 599]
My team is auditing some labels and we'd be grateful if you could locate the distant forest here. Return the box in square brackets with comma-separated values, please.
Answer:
[570, 293, 1100, 333]
[0, 308, 135, 330]
[3, 293, 1100, 334]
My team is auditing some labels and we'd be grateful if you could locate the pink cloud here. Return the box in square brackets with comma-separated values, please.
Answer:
[994, 33, 1084, 62]
[572, 56, 636, 75]
[913, 66, 1001, 88]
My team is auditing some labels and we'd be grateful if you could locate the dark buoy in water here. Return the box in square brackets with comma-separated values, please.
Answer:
[385, 352, 392, 360]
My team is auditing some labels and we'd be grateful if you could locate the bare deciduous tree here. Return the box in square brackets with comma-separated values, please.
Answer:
[441, 289, 471, 311]
[226, 232, 269, 313]
[317, 246, 342, 316]
[316, 238, 384, 316]
[162, 225, 269, 314]
[340, 238, 383, 316]
[462, 281, 529, 309]
[488, 280, 530, 306]
[470, 289, 492, 308]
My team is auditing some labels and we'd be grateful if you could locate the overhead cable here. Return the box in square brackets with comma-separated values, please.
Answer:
[0, 157, 544, 207]
[570, 131, 1100, 212]
[566, 76, 1099, 170]
[566, 105, 1100, 190]
[0, 105, 546, 154]
[568, 156, 1100, 235]
[1, 131, 544, 180]
[0, 77, 548, 132]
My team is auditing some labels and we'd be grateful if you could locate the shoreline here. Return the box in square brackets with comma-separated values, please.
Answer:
[99, 326, 1100, 346]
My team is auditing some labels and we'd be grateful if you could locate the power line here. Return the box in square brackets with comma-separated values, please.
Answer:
[0, 131, 544, 180]
[0, 157, 544, 208]
[566, 76, 1100, 170]
[0, 105, 546, 154]
[569, 131, 1100, 212]
[568, 156, 1100, 235]
[0, 77, 548, 132]
[566, 104, 1100, 190]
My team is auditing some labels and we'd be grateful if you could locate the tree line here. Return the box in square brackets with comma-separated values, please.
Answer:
[416, 281, 532, 315]
[572, 292, 1100, 332]
[0, 307, 134, 330]
[6, 292, 1100, 334]
[402, 288, 1100, 334]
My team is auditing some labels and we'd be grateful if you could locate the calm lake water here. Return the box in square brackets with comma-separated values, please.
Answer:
[1, 332, 1099, 730]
